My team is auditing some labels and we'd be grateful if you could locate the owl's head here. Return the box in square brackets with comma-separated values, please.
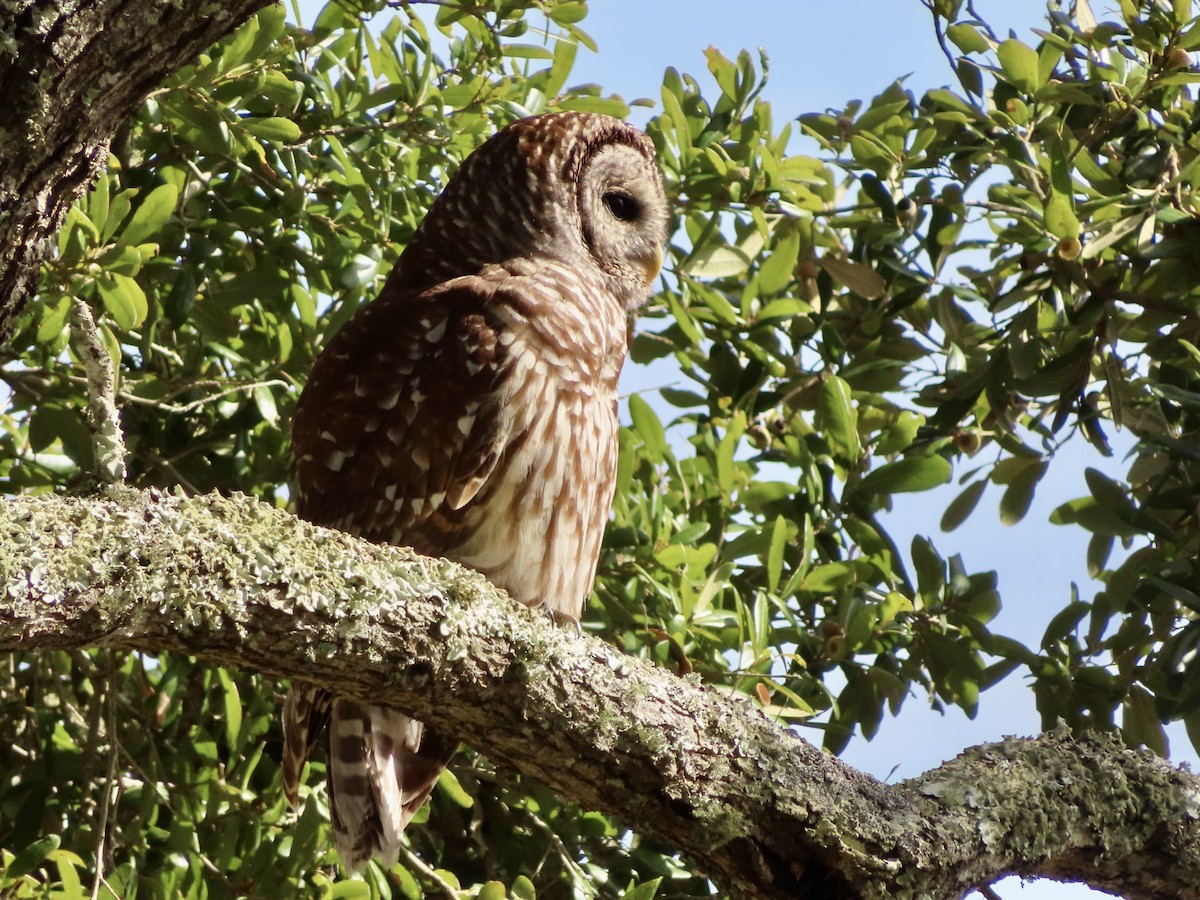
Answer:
[397, 111, 669, 310]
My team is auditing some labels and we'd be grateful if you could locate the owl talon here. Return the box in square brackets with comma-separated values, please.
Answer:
[541, 606, 583, 635]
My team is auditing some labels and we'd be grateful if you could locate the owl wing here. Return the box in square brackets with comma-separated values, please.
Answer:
[286, 277, 516, 863]
[292, 276, 512, 546]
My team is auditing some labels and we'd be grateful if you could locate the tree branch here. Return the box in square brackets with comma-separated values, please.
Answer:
[0, 0, 272, 343]
[2, 488, 1198, 899]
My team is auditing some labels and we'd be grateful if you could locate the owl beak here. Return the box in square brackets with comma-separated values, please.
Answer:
[641, 244, 663, 286]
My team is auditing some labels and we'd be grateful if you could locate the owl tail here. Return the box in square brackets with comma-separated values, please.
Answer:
[282, 684, 331, 808]
[282, 686, 457, 872]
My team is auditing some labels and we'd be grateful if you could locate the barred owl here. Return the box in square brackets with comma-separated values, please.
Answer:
[283, 111, 668, 870]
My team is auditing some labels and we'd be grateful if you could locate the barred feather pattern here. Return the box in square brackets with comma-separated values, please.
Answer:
[283, 111, 667, 871]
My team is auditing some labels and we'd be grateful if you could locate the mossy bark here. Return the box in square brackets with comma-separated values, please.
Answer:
[0, 0, 270, 342]
[2, 487, 1198, 899]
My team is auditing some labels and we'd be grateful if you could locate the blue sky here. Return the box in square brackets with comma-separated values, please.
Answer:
[290, 2, 1178, 896]
[568, 0, 1049, 119]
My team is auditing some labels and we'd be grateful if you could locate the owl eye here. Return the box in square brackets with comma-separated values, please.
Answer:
[603, 191, 640, 222]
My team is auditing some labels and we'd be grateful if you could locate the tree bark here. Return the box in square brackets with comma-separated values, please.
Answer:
[0, 0, 271, 343]
[2, 487, 1197, 900]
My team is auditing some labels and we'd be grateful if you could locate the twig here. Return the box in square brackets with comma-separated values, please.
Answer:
[923, 0, 961, 81]
[1, 367, 288, 416]
[525, 807, 597, 896]
[964, 1, 999, 41]
[90, 658, 121, 900]
[69, 301, 127, 483]
[119, 378, 289, 416]
[397, 843, 460, 899]
[133, 448, 202, 496]
[978, 886, 1004, 900]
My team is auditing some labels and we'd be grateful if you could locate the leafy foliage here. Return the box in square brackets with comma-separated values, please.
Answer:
[3, 0, 1200, 896]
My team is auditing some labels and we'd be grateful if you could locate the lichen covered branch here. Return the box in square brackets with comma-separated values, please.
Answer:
[69, 299, 126, 483]
[1, 488, 1198, 899]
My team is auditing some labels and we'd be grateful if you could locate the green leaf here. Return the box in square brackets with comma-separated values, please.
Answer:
[757, 228, 800, 295]
[88, 169, 110, 233]
[628, 393, 667, 464]
[548, 2, 588, 25]
[557, 94, 630, 117]
[659, 387, 705, 409]
[858, 173, 896, 219]
[817, 375, 860, 464]
[35, 295, 71, 345]
[1146, 577, 1200, 615]
[7, 835, 60, 878]
[330, 881, 371, 898]
[96, 272, 148, 330]
[101, 188, 136, 244]
[242, 116, 302, 142]
[51, 849, 85, 897]
[958, 588, 1000, 624]
[1181, 17, 1200, 50]
[716, 410, 747, 496]
[433, 870, 461, 889]
[511, 875, 537, 900]
[820, 256, 886, 300]
[999, 461, 1047, 526]
[1044, 194, 1080, 239]
[857, 455, 951, 497]
[620, 877, 663, 900]
[683, 243, 752, 278]
[1043, 600, 1089, 646]
[1084, 468, 1132, 512]
[541, 32, 578, 98]
[1050, 498, 1142, 538]
[120, 182, 177, 247]
[1123, 685, 1168, 756]
[215, 668, 242, 750]
[503, 43, 555, 60]
[767, 515, 787, 593]
[1087, 533, 1113, 577]
[946, 23, 990, 54]
[435, 766, 474, 808]
[1037, 41, 1063, 89]
[165, 270, 198, 328]
[704, 45, 737, 100]
[996, 38, 1040, 93]
[800, 561, 856, 593]
[656, 541, 717, 572]
[911, 535, 946, 599]
[941, 480, 987, 532]
[1007, 303, 1043, 379]
[254, 384, 279, 425]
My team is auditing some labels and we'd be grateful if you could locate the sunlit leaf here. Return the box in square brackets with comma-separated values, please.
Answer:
[767, 515, 787, 593]
[817, 375, 860, 464]
[95, 272, 148, 330]
[946, 23, 990, 54]
[628, 393, 667, 464]
[241, 116, 301, 142]
[996, 38, 1040, 93]
[1044, 194, 1080, 239]
[857, 456, 952, 497]
[120, 182, 177, 246]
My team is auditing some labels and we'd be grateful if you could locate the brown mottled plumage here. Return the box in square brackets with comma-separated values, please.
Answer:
[283, 111, 668, 870]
